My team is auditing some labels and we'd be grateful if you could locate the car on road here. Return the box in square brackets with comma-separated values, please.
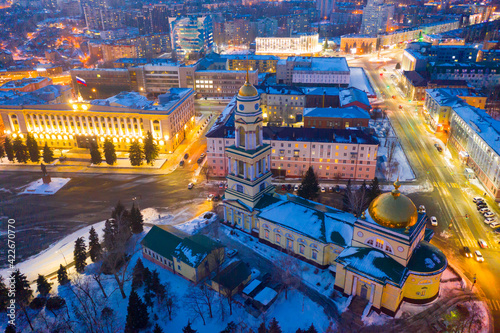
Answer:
[207, 194, 214, 201]
[392, 95, 396, 99]
[489, 222, 500, 229]
[484, 212, 495, 218]
[200, 153, 206, 159]
[479, 207, 491, 214]
[184, 153, 189, 159]
[226, 249, 238, 258]
[418, 205, 426, 213]
[475, 250, 484, 262]
[430, 216, 438, 226]
[197, 157, 203, 164]
[434, 143, 443, 152]
[320, 186, 326, 193]
[399, 105, 403, 109]
[473, 197, 485, 203]
[478, 239, 488, 248]
[463, 246, 472, 258]
[188, 183, 194, 189]
[477, 203, 488, 210]
[484, 217, 495, 224]
[179, 160, 185, 166]
[213, 194, 220, 202]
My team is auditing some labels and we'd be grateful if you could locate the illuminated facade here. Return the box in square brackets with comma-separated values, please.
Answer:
[169, 15, 213, 57]
[0, 89, 195, 153]
[255, 34, 322, 57]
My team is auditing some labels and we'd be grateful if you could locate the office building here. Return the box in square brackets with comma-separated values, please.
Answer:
[170, 15, 214, 58]
[360, 0, 394, 36]
[277, 56, 350, 87]
[255, 34, 322, 57]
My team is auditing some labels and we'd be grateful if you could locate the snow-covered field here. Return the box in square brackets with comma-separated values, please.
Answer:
[20, 178, 70, 195]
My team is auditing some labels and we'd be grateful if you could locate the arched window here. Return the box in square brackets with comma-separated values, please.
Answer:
[256, 126, 261, 146]
[239, 127, 245, 147]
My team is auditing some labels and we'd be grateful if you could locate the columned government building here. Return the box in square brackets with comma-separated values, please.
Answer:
[223, 76, 448, 316]
[0, 88, 195, 153]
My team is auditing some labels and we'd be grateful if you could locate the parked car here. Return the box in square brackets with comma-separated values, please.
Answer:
[197, 157, 203, 164]
[484, 217, 495, 224]
[226, 249, 238, 258]
[434, 143, 443, 152]
[463, 246, 472, 258]
[479, 207, 491, 215]
[475, 250, 484, 262]
[188, 183, 194, 189]
[294, 184, 299, 192]
[335, 185, 341, 193]
[484, 212, 495, 218]
[477, 203, 488, 210]
[489, 222, 500, 229]
[213, 194, 220, 202]
[328, 186, 333, 192]
[200, 153, 206, 159]
[179, 160, 185, 166]
[430, 216, 438, 226]
[219, 182, 224, 189]
[287, 184, 292, 191]
[225, 183, 228, 189]
[207, 194, 214, 201]
[184, 153, 189, 159]
[473, 197, 485, 203]
[399, 105, 403, 109]
[320, 186, 326, 193]
[281, 184, 286, 191]
[418, 205, 426, 213]
[478, 239, 488, 248]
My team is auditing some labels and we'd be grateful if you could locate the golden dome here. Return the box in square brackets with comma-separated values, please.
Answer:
[238, 82, 258, 97]
[367, 180, 418, 229]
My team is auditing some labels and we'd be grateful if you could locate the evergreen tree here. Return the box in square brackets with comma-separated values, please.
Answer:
[0, 144, 4, 162]
[368, 177, 382, 202]
[0, 276, 8, 311]
[153, 323, 164, 333]
[4, 324, 15, 333]
[25, 133, 40, 163]
[73, 237, 87, 274]
[12, 137, 29, 163]
[182, 322, 197, 333]
[11, 270, 33, 330]
[57, 264, 69, 285]
[89, 141, 102, 165]
[102, 219, 118, 251]
[36, 274, 52, 297]
[4, 137, 14, 162]
[268, 318, 282, 333]
[128, 141, 143, 166]
[221, 322, 237, 333]
[306, 324, 318, 333]
[130, 203, 144, 234]
[42, 142, 54, 163]
[131, 258, 145, 289]
[103, 138, 117, 165]
[298, 166, 319, 200]
[111, 201, 129, 221]
[88, 226, 102, 262]
[395, 62, 401, 70]
[342, 179, 352, 211]
[125, 289, 149, 332]
[143, 131, 159, 165]
[258, 322, 268, 333]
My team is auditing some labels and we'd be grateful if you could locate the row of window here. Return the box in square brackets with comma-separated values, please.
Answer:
[264, 230, 318, 260]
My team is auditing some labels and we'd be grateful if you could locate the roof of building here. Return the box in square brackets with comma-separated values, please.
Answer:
[0, 84, 71, 106]
[141, 226, 182, 261]
[407, 241, 447, 274]
[256, 85, 304, 96]
[349, 67, 376, 97]
[303, 106, 370, 119]
[301, 87, 340, 96]
[339, 87, 371, 108]
[258, 194, 357, 247]
[427, 79, 468, 87]
[427, 88, 484, 103]
[0, 77, 49, 89]
[253, 287, 278, 306]
[173, 234, 223, 268]
[212, 260, 251, 291]
[403, 71, 428, 87]
[288, 56, 350, 72]
[242, 279, 262, 295]
[335, 247, 407, 286]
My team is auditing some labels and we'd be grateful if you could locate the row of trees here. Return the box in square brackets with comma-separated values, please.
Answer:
[89, 131, 159, 167]
[1, 135, 54, 164]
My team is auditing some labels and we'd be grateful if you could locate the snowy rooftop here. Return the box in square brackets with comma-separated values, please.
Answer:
[339, 87, 371, 108]
[304, 106, 370, 119]
[301, 87, 340, 96]
[258, 194, 357, 247]
[427, 88, 483, 105]
[0, 77, 48, 89]
[348, 67, 376, 97]
[257, 85, 304, 96]
[289, 56, 350, 73]
[253, 287, 278, 306]
[243, 279, 262, 295]
[407, 241, 447, 274]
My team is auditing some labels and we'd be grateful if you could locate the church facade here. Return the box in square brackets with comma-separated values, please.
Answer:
[222, 73, 447, 316]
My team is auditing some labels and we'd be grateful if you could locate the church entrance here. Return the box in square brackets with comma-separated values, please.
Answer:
[360, 284, 369, 300]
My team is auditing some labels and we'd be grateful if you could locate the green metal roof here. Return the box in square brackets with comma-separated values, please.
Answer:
[173, 235, 223, 268]
[212, 260, 251, 291]
[141, 226, 182, 261]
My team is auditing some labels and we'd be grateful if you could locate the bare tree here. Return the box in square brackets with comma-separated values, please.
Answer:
[156, 282, 177, 321]
[347, 185, 370, 218]
[446, 302, 484, 333]
[385, 140, 398, 180]
[272, 253, 300, 300]
[199, 285, 215, 319]
[184, 289, 207, 325]
[203, 165, 212, 181]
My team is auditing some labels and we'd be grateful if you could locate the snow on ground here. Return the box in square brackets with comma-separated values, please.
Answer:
[90, 157, 167, 169]
[223, 227, 337, 298]
[362, 310, 391, 326]
[20, 177, 70, 195]
[174, 211, 218, 235]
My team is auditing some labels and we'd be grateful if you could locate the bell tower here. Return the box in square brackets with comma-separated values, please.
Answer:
[223, 65, 274, 232]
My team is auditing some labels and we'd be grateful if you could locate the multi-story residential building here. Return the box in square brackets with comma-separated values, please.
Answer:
[303, 106, 370, 129]
[83, 6, 126, 31]
[360, 0, 394, 36]
[224, 19, 254, 47]
[141, 4, 170, 35]
[0, 77, 52, 93]
[225, 55, 279, 74]
[378, 20, 460, 47]
[169, 15, 214, 58]
[424, 88, 487, 131]
[256, 17, 278, 37]
[476, 49, 500, 62]
[316, 0, 335, 20]
[206, 98, 379, 180]
[428, 62, 500, 89]
[255, 34, 322, 57]
[448, 99, 500, 201]
[276, 56, 350, 87]
[0, 89, 196, 153]
[258, 85, 306, 125]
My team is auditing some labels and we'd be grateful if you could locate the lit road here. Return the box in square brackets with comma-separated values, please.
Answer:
[350, 52, 500, 328]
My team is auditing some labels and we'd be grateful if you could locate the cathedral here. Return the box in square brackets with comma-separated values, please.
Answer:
[222, 71, 447, 316]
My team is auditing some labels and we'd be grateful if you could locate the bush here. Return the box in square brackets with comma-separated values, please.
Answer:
[29, 297, 46, 309]
[46, 296, 66, 310]
[203, 212, 214, 219]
